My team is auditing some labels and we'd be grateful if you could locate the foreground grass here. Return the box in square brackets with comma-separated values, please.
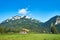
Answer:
[0, 34, 60, 40]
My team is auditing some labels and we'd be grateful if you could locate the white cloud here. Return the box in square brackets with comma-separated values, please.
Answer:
[18, 8, 30, 15]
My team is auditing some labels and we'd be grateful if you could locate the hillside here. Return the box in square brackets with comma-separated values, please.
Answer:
[0, 15, 60, 33]
[44, 15, 60, 33]
[0, 15, 44, 33]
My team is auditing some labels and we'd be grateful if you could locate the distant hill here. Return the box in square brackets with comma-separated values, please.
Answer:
[44, 15, 60, 33]
[0, 15, 60, 33]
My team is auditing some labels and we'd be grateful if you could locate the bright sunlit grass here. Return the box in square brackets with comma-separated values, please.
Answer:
[0, 34, 60, 40]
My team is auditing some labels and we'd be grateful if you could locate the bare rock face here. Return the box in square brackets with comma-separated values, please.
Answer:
[55, 17, 60, 25]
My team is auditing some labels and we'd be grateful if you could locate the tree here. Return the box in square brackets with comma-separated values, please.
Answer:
[51, 23, 58, 34]
[0, 25, 5, 33]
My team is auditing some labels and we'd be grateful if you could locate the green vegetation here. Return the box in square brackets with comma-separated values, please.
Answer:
[51, 25, 58, 34]
[0, 16, 45, 33]
[0, 15, 60, 34]
[0, 34, 60, 40]
[51, 23, 58, 34]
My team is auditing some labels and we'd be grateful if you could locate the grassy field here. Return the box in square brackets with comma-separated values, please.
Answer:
[0, 34, 60, 40]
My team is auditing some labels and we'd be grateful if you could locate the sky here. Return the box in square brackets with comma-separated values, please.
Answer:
[0, 0, 60, 23]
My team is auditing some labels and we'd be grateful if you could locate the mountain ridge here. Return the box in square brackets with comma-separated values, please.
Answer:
[0, 15, 60, 33]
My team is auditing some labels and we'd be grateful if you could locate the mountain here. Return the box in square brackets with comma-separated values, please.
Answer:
[44, 15, 60, 33]
[0, 15, 60, 33]
[0, 15, 44, 33]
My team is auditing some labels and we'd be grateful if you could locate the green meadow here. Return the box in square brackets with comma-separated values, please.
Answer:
[0, 34, 60, 40]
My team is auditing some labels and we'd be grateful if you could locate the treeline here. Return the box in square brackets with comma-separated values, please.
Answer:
[0, 25, 59, 34]
[0, 16, 60, 34]
[0, 25, 18, 33]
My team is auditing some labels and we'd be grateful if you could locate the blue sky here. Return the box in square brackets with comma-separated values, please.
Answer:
[0, 0, 60, 23]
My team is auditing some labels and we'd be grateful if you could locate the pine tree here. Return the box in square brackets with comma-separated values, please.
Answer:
[51, 23, 58, 34]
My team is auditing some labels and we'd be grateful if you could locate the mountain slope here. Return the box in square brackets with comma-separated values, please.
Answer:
[0, 15, 60, 33]
[0, 15, 44, 33]
[44, 15, 60, 33]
